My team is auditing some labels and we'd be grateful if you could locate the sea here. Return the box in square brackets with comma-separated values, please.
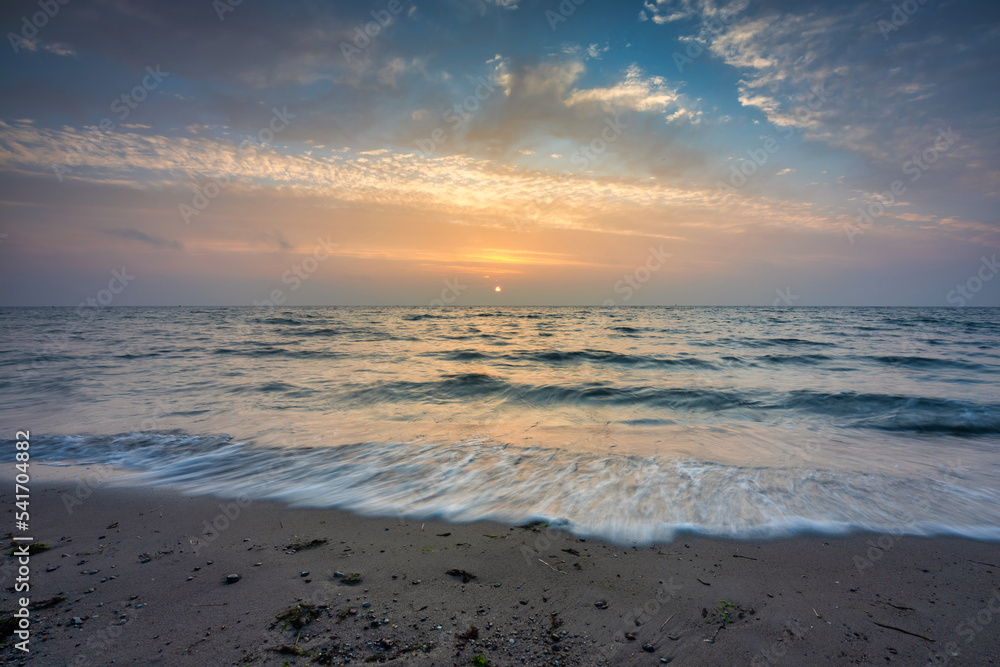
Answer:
[2, 306, 999, 543]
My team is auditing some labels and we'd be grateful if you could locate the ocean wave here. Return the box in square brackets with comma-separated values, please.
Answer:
[402, 313, 449, 321]
[344, 377, 754, 410]
[31, 432, 1000, 544]
[261, 317, 304, 325]
[213, 347, 346, 360]
[778, 390, 1000, 434]
[718, 337, 837, 348]
[870, 355, 985, 370]
[757, 354, 831, 365]
[341, 378, 1000, 434]
[430, 348, 718, 368]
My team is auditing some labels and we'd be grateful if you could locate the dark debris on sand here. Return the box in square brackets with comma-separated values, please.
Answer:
[242, 590, 589, 666]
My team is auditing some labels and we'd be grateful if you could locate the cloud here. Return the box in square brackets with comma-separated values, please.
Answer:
[105, 228, 183, 250]
[640, 0, 747, 25]
[0, 119, 833, 242]
[586, 43, 610, 59]
[565, 64, 696, 118]
[397, 55, 702, 172]
[652, 0, 1000, 204]
[377, 58, 427, 87]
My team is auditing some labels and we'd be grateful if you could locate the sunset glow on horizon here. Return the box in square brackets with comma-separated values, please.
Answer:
[1, 0, 998, 306]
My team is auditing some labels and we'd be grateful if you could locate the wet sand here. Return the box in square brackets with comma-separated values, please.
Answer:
[1, 464, 998, 666]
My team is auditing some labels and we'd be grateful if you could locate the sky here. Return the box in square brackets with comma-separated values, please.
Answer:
[0, 0, 998, 306]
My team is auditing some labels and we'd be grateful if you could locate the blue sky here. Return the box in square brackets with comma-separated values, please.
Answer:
[0, 0, 998, 305]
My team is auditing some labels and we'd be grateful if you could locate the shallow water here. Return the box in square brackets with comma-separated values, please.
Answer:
[2, 306, 999, 542]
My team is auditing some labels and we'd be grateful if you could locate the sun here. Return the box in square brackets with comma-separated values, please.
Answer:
[494, 286, 502, 292]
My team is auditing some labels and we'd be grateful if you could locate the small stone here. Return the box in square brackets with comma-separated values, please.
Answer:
[362, 602, 370, 608]
[46, 566, 59, 572]
[225, 574, 241, 584]
[493, 582, 502, 588]
[642, 644, 655, 652]
[594, 600, 608, 609]
[625, 632, 636, 640]
[186, 576, 194, 581]
[71, 617, 84, 625]
[333, 571, 345, 578]
[300, 572, 309, 577]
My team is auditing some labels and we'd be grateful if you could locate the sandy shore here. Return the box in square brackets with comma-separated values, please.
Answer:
[1, 465, 998, 666]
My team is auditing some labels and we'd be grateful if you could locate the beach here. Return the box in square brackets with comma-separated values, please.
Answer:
[2, 464, 998, 666]
[3, 0, 999, 662]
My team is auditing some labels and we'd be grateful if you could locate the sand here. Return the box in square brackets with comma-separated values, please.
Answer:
[1, 464, 998, 666]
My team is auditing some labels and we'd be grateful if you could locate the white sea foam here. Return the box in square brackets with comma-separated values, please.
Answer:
[34, 432, 1000, 544]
